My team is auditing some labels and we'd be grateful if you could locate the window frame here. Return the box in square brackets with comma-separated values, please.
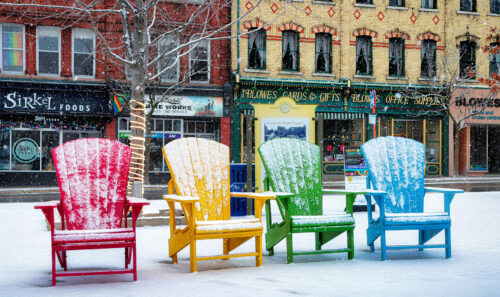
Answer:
[460, 0, 476, 12]
[420, 39, 436, 78]
[355, 36, 372, 75]
[247, 28, 267, 70]
[158, 35, 180, 82]
[0, 23, 25, 74]
[189, 38, 210, 84]
[489, 43, 500, 76]
[356, 0, 373, 3]
[72, 28, 95, 78]
[421, 0, 437, 9]
[37, 26, 61, 76]
[492, 0, 500, 14]
[389, 0, 405, 7]
[281, 30, 300, 72]
[315, 33, 332, 73]
[389, 37, 405, 77]
[459, 40, 476, 79]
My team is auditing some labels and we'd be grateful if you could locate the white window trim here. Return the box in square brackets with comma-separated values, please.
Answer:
[189, 39, 210, 84]
[72, 28, 95, 78]
[36, 26, 61, 77]
[159, 35, 180, 83]
[0, 23, 25, 74]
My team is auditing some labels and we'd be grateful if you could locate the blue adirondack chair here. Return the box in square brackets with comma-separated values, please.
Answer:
[361, 136, 463, 260]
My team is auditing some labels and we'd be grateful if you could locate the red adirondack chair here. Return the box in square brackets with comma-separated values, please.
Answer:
[34, 138, 149, 286]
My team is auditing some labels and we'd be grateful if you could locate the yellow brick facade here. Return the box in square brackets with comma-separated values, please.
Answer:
[231, 0, 499, 84]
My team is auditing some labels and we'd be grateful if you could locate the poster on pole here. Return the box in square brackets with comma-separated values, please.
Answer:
[344, 146, 371, 208]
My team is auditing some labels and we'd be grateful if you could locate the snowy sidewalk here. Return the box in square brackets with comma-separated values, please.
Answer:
[1, 192, 499, 296]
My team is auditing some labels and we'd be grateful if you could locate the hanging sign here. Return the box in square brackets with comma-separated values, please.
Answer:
[147, 96, 223, 117]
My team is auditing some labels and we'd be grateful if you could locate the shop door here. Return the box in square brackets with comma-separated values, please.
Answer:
[488, 126, 500, 173]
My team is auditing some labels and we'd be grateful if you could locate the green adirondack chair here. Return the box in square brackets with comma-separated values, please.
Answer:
[258, 138, 364, 263]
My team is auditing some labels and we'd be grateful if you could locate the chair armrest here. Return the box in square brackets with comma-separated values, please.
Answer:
[163, 194, 199, 203]
[34, 201, 60, 210]
[424, 187, 464, 194]
[126, 197, 150, 206]
[230, 191, 295, 200]
[322, 189, 366, 195]
[322, 189, 364, 215]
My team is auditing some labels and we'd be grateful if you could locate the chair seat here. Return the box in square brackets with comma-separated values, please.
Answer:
[291, 213, 355, 228]
[196, 218, 263, 233]
[53, 228, 135, 243]
[384, 212, 451, 225]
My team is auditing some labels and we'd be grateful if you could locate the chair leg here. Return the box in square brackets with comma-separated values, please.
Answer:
[445, 228, 451, 259]
[133, 244, 137, 281]
[51, 247, 56, 286]
[347, 230, 354, 260]
[223, 239, 229, 260]
[190, 239, 197, 272]
[255, 235, 263, 267]
[286, 233, 293, 264]
[369, 243, 375, 253]
[380, 231, 387, 261]
[418, 230, 425, 251]
[172, 254, 178, 264]
[125, 247, 129, 269]
[267, 247, 274, 256]
[315, 233, 321, 251]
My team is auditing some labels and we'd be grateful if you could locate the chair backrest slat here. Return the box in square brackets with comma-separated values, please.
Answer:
[258, 138, 322, 216]
[361, 136, 425, 213]
[52, 138, 131, 230]
[163, 138, 230, 221]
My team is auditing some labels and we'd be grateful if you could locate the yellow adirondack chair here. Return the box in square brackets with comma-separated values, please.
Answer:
[163, 138, 282, 272]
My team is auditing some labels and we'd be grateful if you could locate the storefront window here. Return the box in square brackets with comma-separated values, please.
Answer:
[379, 118, 392, 137]
[323, 119, 363, 162]
[394, 119, 423, 142]
[425, 120, 440, 162]
[11, 130, 40, 171]
[470, 125, 487, 171]
[41, 131, 58, 170]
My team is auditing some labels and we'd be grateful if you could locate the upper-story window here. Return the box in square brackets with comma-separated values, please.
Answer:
[190, 39, 210, 83]
[389, 0, 405, 7]
[490, 43, 500, 75]
[282, 30, 299, 72]
[357, 0, 373, 3]
[37, 26, 60, 76]
[389, 38, 405, 77]
[248, 28, 266, 69]
[421, 0, 437, 9]
[421, 39, 436, 78]
[1, 24, 24, 73]
[72, 28, 95, 77]
[315, 33, 332, 73]
[460, 0, 476, 12]
[356, 36, 372, 75]
[459, 41, 476, 79]
[159, 35, 179, 82]
[492, 0, 500, 14]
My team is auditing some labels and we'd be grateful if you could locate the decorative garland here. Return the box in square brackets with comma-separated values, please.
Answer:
[0, 120, 102, 131]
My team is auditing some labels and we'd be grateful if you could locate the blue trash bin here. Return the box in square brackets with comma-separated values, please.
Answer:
[230, 163, 255, 216]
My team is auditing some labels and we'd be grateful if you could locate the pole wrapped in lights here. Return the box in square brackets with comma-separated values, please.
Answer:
[127, 98, 146, 195]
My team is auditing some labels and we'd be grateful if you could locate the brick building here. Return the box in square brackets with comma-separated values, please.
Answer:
[0, 1, 232, 186]
[231, 0, 500, 179]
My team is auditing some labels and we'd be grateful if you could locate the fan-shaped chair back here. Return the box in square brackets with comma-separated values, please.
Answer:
[361, 136, 425, 213]
[258, 138, 322, 216]
[163, 138, 230, 221]
[52, 138, 131, 230]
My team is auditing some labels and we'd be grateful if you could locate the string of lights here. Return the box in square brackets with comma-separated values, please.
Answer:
[128, 99, 146, 195]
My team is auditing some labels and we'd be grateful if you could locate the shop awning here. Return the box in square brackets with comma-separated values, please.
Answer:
[316, 112, 365, 120]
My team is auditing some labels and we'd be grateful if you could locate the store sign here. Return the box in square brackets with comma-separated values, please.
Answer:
[450, 88, 500, 124]
[13, 138, 39, 164]
[147, 96, 223, 117]
[0, 90, 110, 115]
[239, 87, 343, 105]
[119, 132, 181, 139]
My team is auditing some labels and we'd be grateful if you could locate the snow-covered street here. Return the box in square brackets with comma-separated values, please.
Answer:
[1, 191, 499, 297]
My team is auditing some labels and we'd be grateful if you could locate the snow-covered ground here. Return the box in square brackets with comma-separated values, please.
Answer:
[1, 192, 499, 297]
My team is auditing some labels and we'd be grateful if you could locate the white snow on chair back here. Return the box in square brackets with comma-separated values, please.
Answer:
[163, 138, 230, 221]
[258, 138, 322, 216]
[361, 136, 425, 213]
[52, 138, 131, 230]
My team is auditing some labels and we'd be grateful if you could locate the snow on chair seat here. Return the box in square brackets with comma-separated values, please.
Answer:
[53, 228, 135, 243]
[384, 212, 451, 225]
[196, 219, 263, 234]
[291, 213, 355, 228]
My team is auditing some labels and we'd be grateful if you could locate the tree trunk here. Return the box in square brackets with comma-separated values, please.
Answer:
[453, 121, 461, 177]
[143, 113, 152, 185]
[127, 90, 146, 193]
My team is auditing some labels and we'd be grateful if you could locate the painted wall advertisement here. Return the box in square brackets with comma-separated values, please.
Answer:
[344, 146, 369, 206]
[147, 96, 223, 117]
